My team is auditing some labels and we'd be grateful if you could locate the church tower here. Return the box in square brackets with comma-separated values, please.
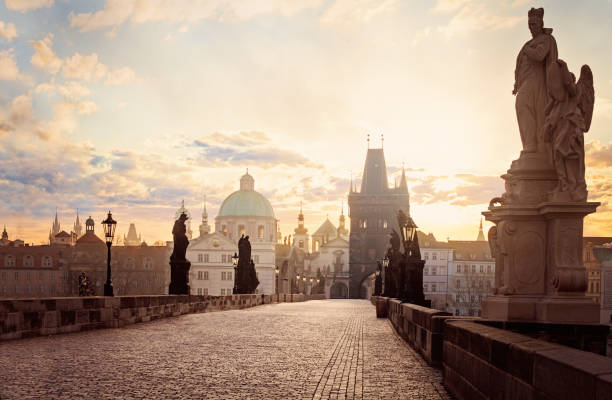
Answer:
[293, 201, 309, 251]
[49, 208, 61, 243]
[476, 219, 486, 241]
[199, 195, 211, 237]
[348, 139, 410, 298]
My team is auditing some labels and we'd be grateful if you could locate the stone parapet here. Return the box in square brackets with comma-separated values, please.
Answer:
[0, 293, 324, 341]
[442, 320, 612, 400]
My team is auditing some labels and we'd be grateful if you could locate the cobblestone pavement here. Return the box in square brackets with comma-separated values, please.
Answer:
[0, 300, 451, 400]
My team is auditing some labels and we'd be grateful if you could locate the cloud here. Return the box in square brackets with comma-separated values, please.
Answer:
[77, 101, 98, 115]
[0, 21, 18, 41]
[68, 0, 325, 33]
[105, 66, 135, 85]
[5, 0, 53, 12]
[410, 174, 502, 206]
[62, 52, 108, 81]
[586, 140, 612, 169]
[595, 97, 612, 120]
[9, 94, 33, 125]
[319, 0, 399, 25]
[433, 1, 523, 38]
[0, 49, 31, 83]
[30, 33, 63, 74]
[0, 122, 13, 135]
[192, 131, 320, 168]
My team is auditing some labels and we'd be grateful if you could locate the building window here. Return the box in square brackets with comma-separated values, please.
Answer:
[472, 265, 476, 273]
[258, 225, 264, 239]
[457, 265, 461, 273]
[203, 288, 208, 295]
[431, 284, 437, 292]
[383, 220, 388, 229]
[479, 280, 483, 289]
[42, 256, 52, 267]
[1, 271, 6, 280]
[1, 286, 5, 294]
[198, 254, 203, 262]
[424, 284, 429, 292]
[238, 225, 246, 236]
[221, 225, 227, 235]
[480, 265, 484, 273]
[39, 285, 44, 293]
[222, 254, 227, 263]
[432, 267, 437, 275]
[470, 295, 475, 303]
[198, 271, 203, 280]
[25, 284, 30, 293]
[486, 280, 491, 289]
[26, 272, 30, 280]
[5, 255, 15, 267]
[23, 255, 34, 267]
[424, 267, 429, 275]
[425, 253, 429, 260]
[204, 254, 209, 262]
[298, 240, 304, 249]
[456, 279, 460, 288]
[254, 255, 259, 264]
[432, 253, 437, 260]
[221, 271, 232, 281]
[50, 285, 55, 295]
[197, 288, 202, 295]
[14, 272, 19, 280]
[38, 271, 43, 280]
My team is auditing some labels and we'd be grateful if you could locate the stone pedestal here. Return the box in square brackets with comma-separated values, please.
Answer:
[169, 259, 191, 295]
[482, 151, 600, 323]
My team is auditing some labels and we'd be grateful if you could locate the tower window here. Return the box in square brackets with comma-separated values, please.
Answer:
[257, 225, 264, 239]
[238, 225, 246, 237]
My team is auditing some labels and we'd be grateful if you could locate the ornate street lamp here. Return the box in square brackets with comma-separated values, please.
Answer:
[232, 252, 239, 294]
[400, 216, 418, 244]
[101, 211, 117, 296]
[296, 274, 300, 294]
[382, 256, 389, 269]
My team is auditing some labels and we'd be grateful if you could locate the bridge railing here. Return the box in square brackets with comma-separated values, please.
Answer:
[372, 295, 612, 400]
[0, 293, 325, 341]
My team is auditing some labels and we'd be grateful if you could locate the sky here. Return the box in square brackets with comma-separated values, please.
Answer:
[0, 0, 611, 245]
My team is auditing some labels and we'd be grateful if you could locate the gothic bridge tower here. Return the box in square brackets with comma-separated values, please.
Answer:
[348, 146, 410, 298]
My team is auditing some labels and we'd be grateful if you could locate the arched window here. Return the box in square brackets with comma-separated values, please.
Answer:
[23, 255, 34, 267]
[41, 256, 52, 267]
[257, 225, 264, 239]
[5, 255, 16, 267]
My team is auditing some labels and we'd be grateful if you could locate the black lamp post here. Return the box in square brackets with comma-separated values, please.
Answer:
[232, 252, 239, 294]
[382, 256, 389, 296]
[295, 274, 300, 294]
[400, 216, 418, 248]
[102, 211, 117, 297]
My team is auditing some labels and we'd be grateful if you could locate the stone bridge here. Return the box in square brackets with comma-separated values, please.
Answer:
[0, 299, 450, 399]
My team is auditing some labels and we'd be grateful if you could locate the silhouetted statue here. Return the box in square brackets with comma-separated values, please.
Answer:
[513, 7, 558, 153]
[169, 212, 191, 295]
[235, 235, 258, 294]
[545, 62, 594, 202]
[171, 213, 189, 262]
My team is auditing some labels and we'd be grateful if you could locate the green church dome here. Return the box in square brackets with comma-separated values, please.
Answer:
[217, 172, 275, 218]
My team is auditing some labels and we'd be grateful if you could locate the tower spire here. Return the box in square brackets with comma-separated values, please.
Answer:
[381, 134, 384, 148]
[367, 134, 370, 149]
[477, 218, 485, 241]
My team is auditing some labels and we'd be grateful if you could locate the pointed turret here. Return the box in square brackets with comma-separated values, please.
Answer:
[73, 209, 83, 238]
[399, 165, 409, 194]
[51, 207, 61, 237]
[338, 200, 348, 237]
[1, 225, 8, 241]
[360, 148, 389, 194]
[199, 195, 211, 236]
[477, 219, 486, 241]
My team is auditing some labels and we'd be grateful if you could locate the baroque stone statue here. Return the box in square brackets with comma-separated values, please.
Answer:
[545, 61, 594, 201]
[513, 7, 558, 153]
[169, 212, 191, 295]
[171, 212, 189, 262]
[482, 7, 599, 324]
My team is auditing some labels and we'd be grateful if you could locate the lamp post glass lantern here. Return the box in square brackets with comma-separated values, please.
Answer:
[101, 211, 117, 296]
[401, 217, 418, 243]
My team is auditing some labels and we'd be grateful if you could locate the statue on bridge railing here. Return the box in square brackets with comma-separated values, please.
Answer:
[235, 235, 259, 294]
[169, 212, 191, 295]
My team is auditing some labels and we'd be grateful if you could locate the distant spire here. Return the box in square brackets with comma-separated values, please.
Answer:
[341, 200, 344, 216]
[201, 195, 208, 220]
[399, 163, 408, 194]
[477, 218, 485, 241]
[367, 134, 370, 149]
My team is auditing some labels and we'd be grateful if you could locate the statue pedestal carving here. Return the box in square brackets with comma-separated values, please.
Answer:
[169, 259, 191, 295]
[483, 153, 599, 323]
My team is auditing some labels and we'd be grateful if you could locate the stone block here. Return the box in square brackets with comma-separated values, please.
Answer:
[42, 299, 57, 311]
[83, 298, 105, 309]
[43, 311, 59, 328]
[88, 310, 101, 323]
[119, 308, 133, 320]
[23, 311, 44, 330]
[75, 310, 89, 324]
[56, 298, 83, 311]
[60, 310, 76, 326]
[507, 339, 563, 384]
[596, 373, 612, 400]
[119, 297, 136, 309]
[443, 364, 487, 400]
[534, 347, 612, 400]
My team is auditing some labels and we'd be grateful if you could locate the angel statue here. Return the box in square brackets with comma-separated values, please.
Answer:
[544, 61, 594, 202]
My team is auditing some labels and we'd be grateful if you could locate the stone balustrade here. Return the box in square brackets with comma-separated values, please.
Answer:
[373, 296, 612, 400]
[1, 293, 325, 341]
